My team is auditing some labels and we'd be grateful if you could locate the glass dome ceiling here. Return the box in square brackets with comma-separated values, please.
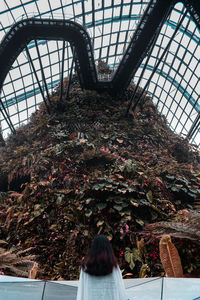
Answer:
[0, 0, 200, 147]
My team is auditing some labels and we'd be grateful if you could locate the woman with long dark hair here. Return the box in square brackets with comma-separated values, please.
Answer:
[76, 234, 127, 300]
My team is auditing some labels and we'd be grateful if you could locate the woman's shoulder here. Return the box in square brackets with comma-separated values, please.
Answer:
[81, 264, 120, 278]
[113, 264, 121, 272]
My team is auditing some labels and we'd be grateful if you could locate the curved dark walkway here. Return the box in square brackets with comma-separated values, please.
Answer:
[0, 0, 199, 96]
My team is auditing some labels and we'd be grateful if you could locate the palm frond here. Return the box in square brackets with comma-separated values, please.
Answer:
[0, 244, 36, 277]
[159, 234, 183, 277]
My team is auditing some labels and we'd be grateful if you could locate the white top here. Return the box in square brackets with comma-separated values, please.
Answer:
[76, 265, 128, 300]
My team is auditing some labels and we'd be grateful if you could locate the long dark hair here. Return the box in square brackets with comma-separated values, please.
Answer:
[82, 235, 118, 276]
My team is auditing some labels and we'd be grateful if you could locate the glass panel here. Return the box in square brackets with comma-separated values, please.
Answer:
[43, 282, 77, 300]
[163, 278, 200, 300]
[0, 281, 44, 300]
[126, 278, 163, 300]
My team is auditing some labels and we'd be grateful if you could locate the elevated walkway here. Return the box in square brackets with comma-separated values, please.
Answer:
[1, 0, 198, 96]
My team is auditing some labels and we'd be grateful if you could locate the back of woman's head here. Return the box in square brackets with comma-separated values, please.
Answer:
[82, 234, 118, 276]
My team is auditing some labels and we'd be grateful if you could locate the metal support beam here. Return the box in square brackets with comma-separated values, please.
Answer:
[25, 46, 50, 114]
[65, 47, 75, 100]
[129, 10, 188, 116]
[34, 39, 51, 105]
[0, 102, 15, 134]
[126, 11, 166, 116]
[0, 121, 5, 145]
[188, 100, 200, 138]
[126, 50, 154, 116]
[59, 40, 66, 102]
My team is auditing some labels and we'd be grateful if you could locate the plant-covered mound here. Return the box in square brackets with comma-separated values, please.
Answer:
[0, 76, 200, 279]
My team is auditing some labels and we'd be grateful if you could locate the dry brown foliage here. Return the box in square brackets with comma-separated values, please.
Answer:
[159, 234, 183, 277]
[0, 241, 36, 277]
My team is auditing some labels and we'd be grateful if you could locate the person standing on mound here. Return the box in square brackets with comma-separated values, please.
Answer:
[76, 234, 128, 300]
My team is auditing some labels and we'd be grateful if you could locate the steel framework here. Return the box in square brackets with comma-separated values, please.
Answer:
[0, 0, 199, 146]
